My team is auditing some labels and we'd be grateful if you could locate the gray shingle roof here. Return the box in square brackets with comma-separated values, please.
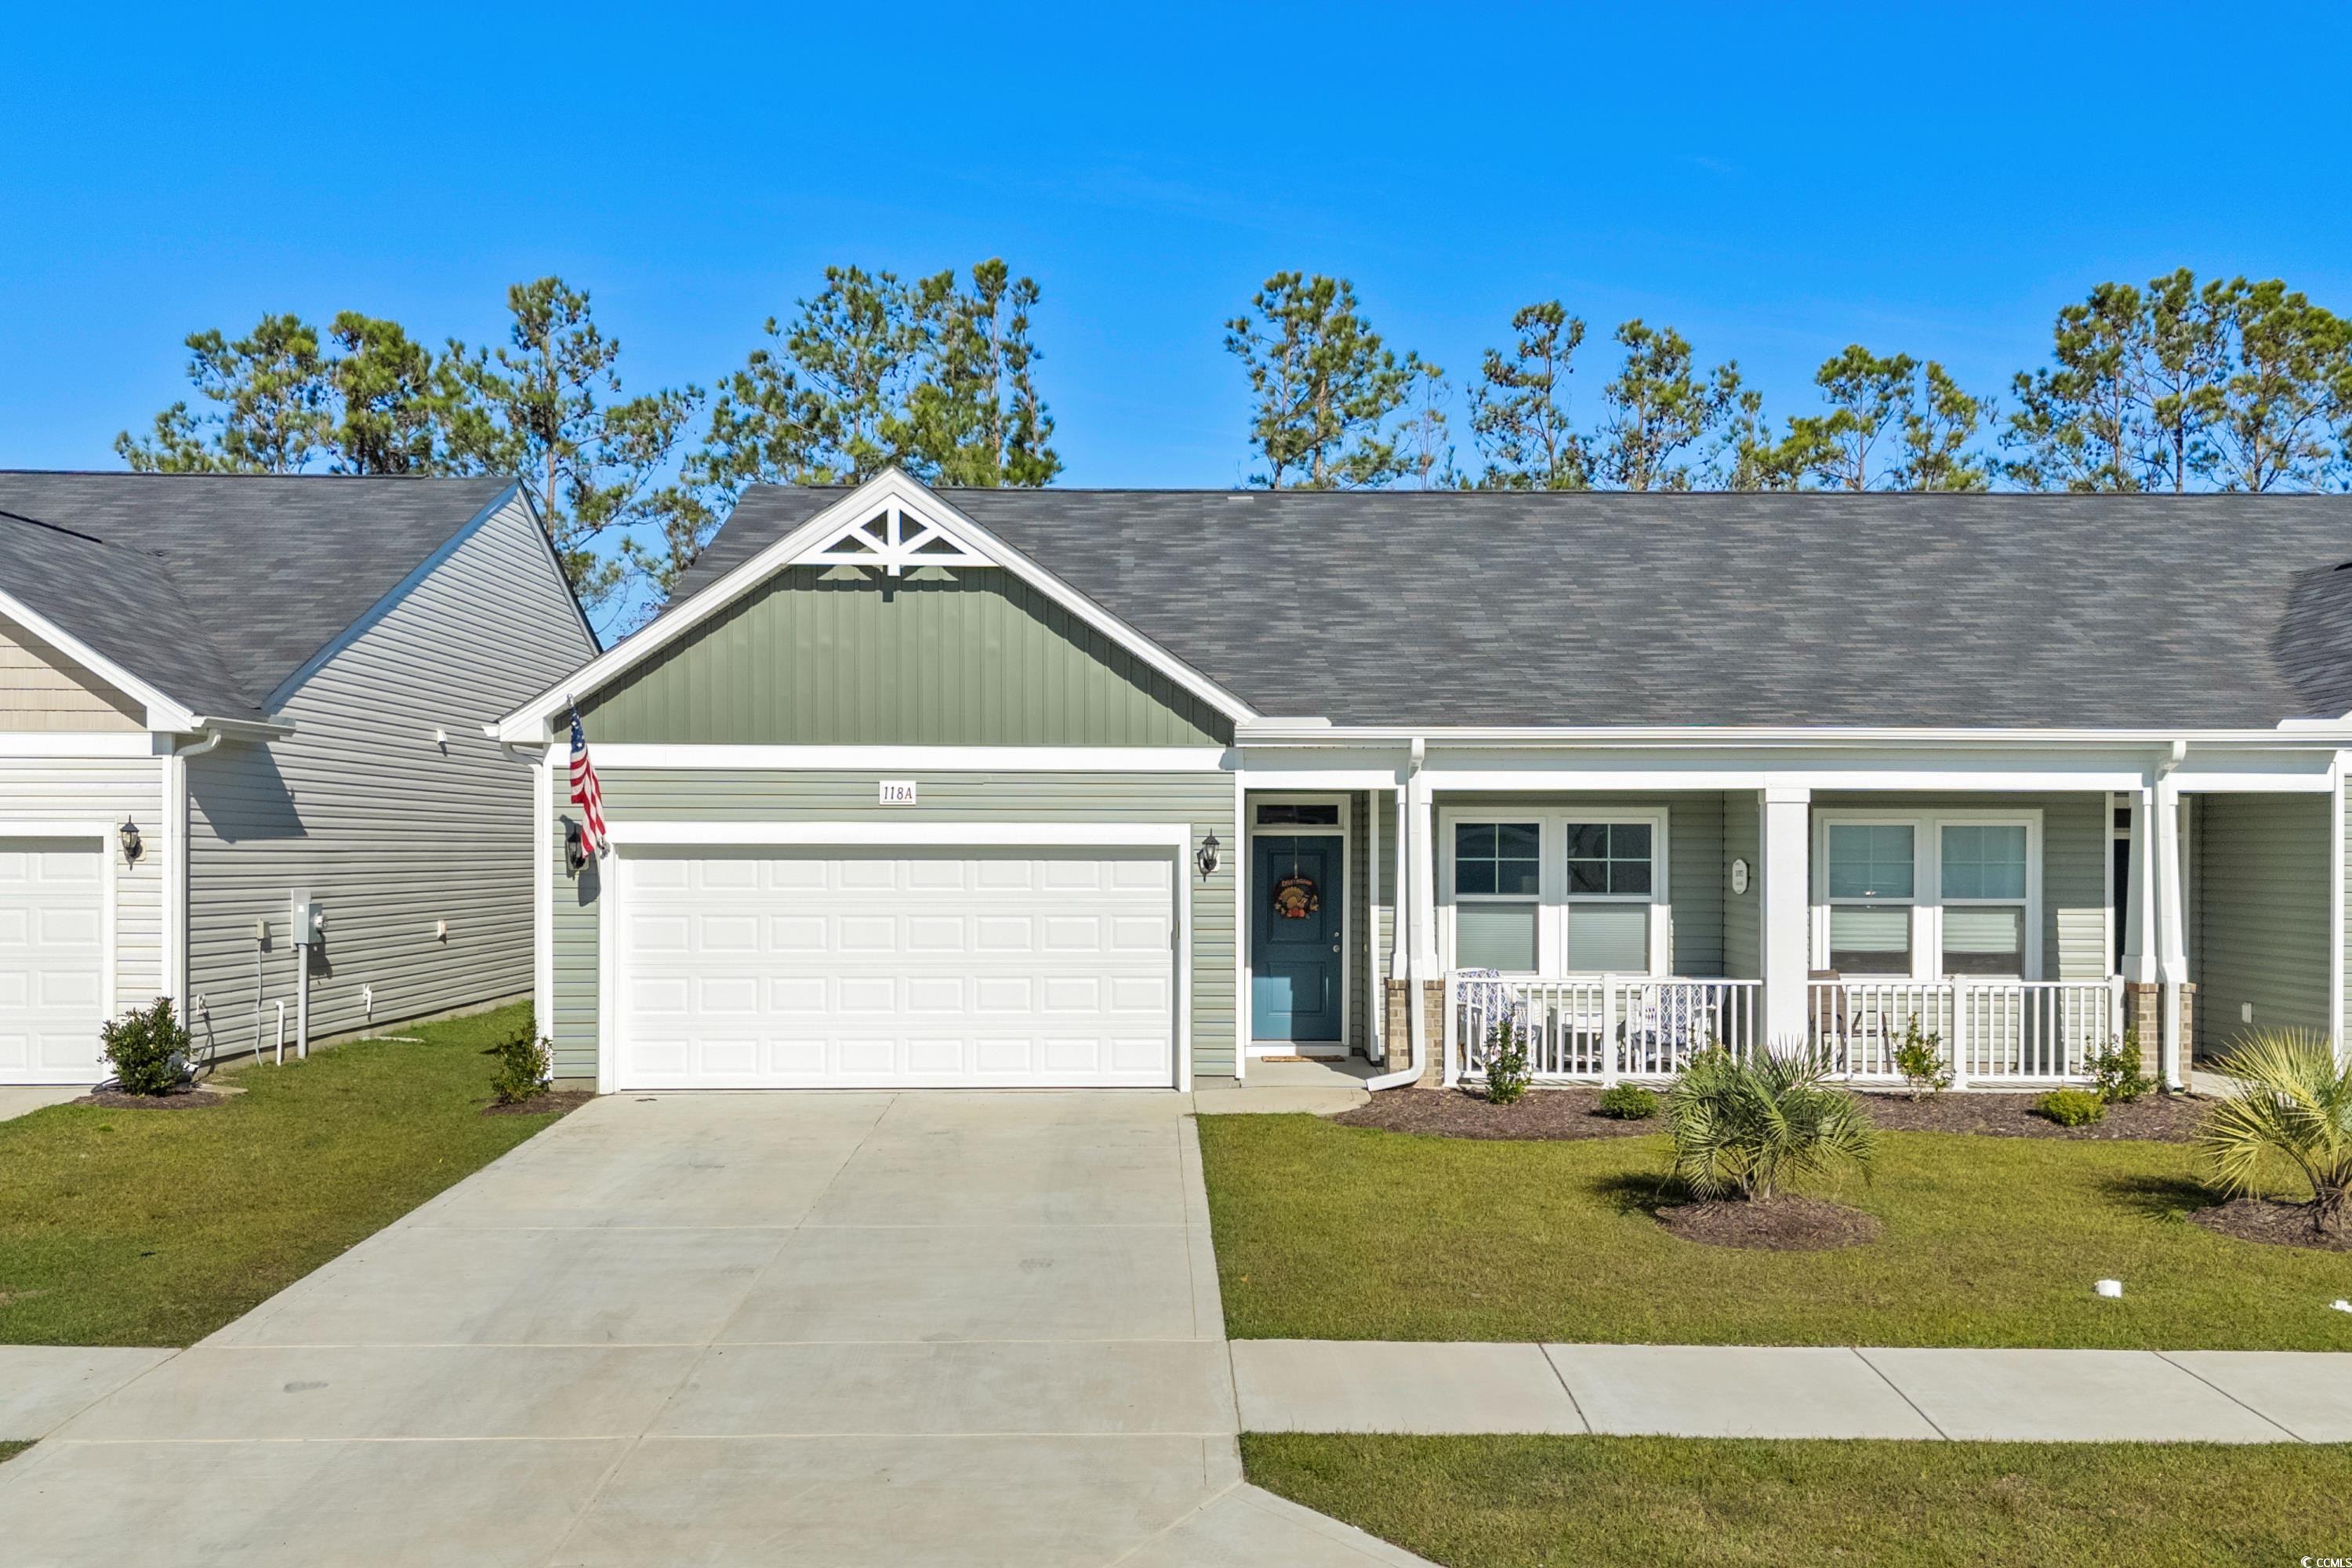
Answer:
[673, 486, 2352, 730]
[0, 473, 517, 720]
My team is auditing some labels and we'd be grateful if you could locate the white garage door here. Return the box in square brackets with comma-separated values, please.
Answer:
[615, 847, 1178, 1089]
[0, 837, 106, 1084]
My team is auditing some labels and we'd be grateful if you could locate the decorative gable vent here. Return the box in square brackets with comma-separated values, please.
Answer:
[797, 499, 994, 577]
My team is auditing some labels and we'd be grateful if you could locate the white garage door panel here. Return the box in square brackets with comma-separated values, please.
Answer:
[616, 848, 1178, 1089]
[0, 838, 107, 1083]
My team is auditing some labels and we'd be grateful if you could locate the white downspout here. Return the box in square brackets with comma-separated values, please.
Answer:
[1365, 738, 1428, 1091]
[2155, 739, 2187, 1091]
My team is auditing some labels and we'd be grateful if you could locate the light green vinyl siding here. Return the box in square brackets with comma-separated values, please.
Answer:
[2193, 793, 2331, 1052]
[1431, 792, 1726, 977]
[1813, 793, 2107, 981]
[581, 567, 1229, 747]
[546, 768, 1236, 1082]
[1722, 789, 1760, 978]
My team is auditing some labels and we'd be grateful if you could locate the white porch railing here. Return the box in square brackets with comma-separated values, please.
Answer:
[1447, 975, 1762, 1085]
[1445, 973, 2119, 1087]
[1808, 977, 2121, 1087]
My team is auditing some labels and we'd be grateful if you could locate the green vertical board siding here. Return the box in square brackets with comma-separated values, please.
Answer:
[1427, 791, 1726, 977]
[546, 769, 1236, 1081]
[1722, 789, 1761, 979]
[1348, 791, 1370, 1051]
[1813, 793, 2107, 981]
[1373, 789, 1396, 982]
[581, 567, 1230, 746]
[2193, 793, 2330, 1051]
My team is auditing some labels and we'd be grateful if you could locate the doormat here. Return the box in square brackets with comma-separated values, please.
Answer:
[1254, 1055, 1314, 1063]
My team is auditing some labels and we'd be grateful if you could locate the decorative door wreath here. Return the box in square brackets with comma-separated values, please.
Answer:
[1272, 871, 1321, 919]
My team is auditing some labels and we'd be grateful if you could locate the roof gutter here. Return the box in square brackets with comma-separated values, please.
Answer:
[176, 716, 293, 743]
[1236, 722, 2352, 750]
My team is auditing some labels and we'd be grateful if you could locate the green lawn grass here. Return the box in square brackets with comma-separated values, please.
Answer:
[0, 1004, 566, 1347]
[1197, 1115, 2352, 1349]
[1243, 1433, 2352, 1568]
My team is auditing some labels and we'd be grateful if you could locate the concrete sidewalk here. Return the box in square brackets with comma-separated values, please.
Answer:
[0, 1348, 178, 1440]
[1232, 1341, 2352, 1443]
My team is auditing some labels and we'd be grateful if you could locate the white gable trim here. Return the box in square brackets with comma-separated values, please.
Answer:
[496, 470, 1258, 742]
[0, 585, 201, 733]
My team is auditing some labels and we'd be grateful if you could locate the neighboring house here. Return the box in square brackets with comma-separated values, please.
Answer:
[496, 470, 2352, 1095]
[1, 474, 597, 1083]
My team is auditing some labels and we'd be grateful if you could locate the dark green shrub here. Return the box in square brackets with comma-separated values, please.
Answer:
[99, 996, 191, 1095]
[1595, 1083, 1660, 1120]
[2089, 1030, 2154, 1103]
[2038, 1087, 2107, 1127]
[1664, 1048, 1877, 1201]
[1483, 1017, 1531, 1106]
[486, 1032, 554, 1105]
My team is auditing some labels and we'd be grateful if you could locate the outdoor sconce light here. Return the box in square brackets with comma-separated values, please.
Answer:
[1195, 830, 1221, 880]
[118, 817, 143, 865]
[564, 820, 588, 874]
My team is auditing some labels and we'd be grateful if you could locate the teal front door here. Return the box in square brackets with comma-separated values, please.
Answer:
[1251, 835, 1344, 1043]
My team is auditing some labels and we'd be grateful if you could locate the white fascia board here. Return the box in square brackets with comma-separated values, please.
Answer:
[263, 482, 532, 710]
[606, 820, 1192, 850]
[497, 470, 1258, 742]
[586, 744, 1231, 772]
[0, 586, 201, 733]
[1426, 766, 2158, 793]
[1240, 721, 2352, 750]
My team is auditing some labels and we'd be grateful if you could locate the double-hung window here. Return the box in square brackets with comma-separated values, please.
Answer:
[1563, 822, 1653, 973]
[1939, 824, 2028, 977]
[1453, 822, 1541, 971]
[1824, 823, 1915, 975]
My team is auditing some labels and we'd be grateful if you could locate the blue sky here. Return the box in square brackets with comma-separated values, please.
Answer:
[6, 1, 2350, 493]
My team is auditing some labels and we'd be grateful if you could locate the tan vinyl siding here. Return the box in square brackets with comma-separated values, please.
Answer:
[1723, 789, 1761, 978]
[185, 498, 596, 1059]
[2192, 793, 2331, 1051]
[0, 619, 143, 732]
[1430, 791, 1727, 976]
[1813, 792, 2107, 981]
[581, 566, 1230, 747]
[546, 768, 1236, 1083]
[0, 757, 165, 1008]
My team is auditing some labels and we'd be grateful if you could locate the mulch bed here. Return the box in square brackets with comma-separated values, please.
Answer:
[480, 1089, 596, 1118]
[2190, 1197, 2352, 1253]
[1855, 1091, 2203, 1142]
[1652, 1195, 1883, 1251]
[1328, 1085, 2208, 1143]
[71, 1084, 233, 1111]
[1331, 1086, 1664, 1141]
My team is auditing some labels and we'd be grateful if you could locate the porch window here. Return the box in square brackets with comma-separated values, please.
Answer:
[1454, 822, 1540, 971]
[1825, 823, 1914, 975]
[1939, 824, 2027, 977]
[1564, 822, 1653, 972]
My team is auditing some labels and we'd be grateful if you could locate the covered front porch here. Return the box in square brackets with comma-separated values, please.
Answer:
[1235, 738, 2345, 1093]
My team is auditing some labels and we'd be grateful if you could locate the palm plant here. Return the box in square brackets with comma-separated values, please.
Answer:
[2196, 1029, 2352, 1236]
[1664, 1047, 1878, 1203]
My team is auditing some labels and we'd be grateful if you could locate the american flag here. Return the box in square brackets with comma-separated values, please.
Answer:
[568, 707, 609, 858]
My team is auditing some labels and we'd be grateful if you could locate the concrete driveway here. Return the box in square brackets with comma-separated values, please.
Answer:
[0, 1091, 1424, 1567]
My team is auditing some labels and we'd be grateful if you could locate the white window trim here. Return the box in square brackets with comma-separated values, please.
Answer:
[1437, 807, 1671, 979]
[1811, 808, 2042, 982]
[1245, 793, 1352, 1055]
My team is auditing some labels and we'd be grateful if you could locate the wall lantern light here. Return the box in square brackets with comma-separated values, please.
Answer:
[1195, 830, 1222, 880]
[564, 820, 588, 874]
[118, 817, 143, 865]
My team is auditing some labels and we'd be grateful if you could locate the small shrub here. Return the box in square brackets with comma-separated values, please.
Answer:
[1483, 1017, 1531, 1106]
[1596, 1083, 1660, 1120]
[2089, 1029, 2154, 1104]
[1891, 1016, 1952, 1101]
[2197, 1028, 2352, 1236]
[486, 1032, 554, 1106]
[2038, 1087, 2106, 1127]
[1664, 1047, 1877, 1202]
[99, 996, 191, 1096]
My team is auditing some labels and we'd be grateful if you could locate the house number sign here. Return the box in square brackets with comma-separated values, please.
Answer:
[878, 780, 919, 805]
[1730, 858, 1750, 895]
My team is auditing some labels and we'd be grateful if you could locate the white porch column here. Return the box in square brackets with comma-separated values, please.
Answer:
[1410, 766, 1439, 975]
[1760, 786, 1813, 1048]
[2153, 774, 2188, 1090]
[1391, 784, 1410, 981]
[2120, 782, 2158, 985]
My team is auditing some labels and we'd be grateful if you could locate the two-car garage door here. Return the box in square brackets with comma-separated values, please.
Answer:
[614, 847, 1179, 1089]
[0, 838, 106, 1084]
